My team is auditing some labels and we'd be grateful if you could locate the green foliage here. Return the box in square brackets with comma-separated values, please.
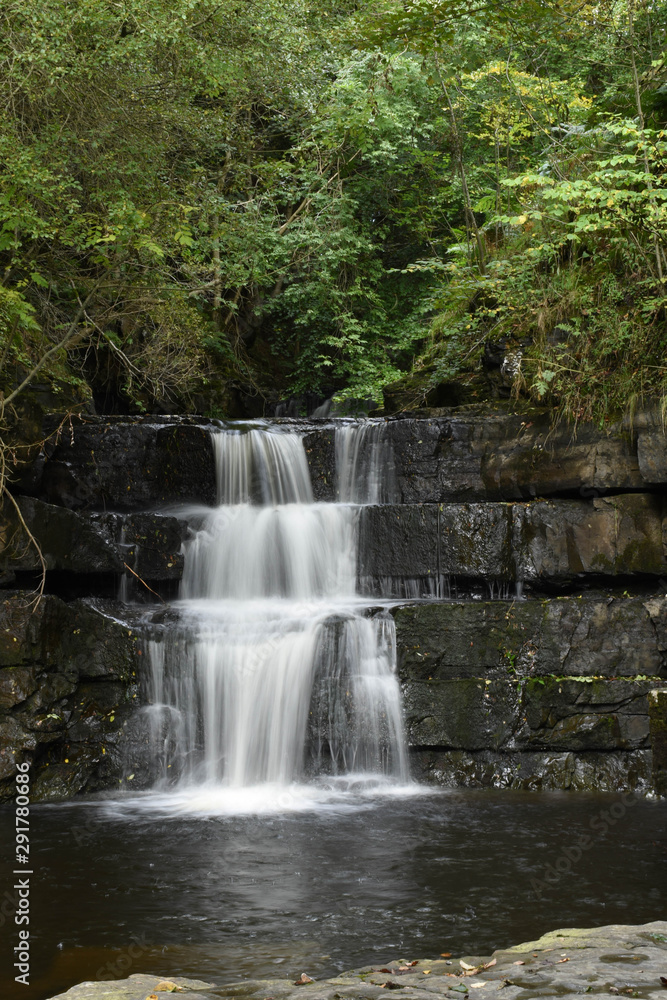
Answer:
[0, 0, 665, 416]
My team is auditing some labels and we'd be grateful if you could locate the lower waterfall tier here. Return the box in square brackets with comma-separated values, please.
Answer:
[146, 604, 407, 787]
[0, 591, 665, 803]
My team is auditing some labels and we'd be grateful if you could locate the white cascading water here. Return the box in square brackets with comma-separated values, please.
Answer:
[145, 423, 409, 807]
[336, 419, 398, 504]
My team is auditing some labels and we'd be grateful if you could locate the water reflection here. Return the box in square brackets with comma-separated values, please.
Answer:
[0, 790, 664, 1000]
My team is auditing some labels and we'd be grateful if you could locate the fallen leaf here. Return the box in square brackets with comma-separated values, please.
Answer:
[293, 974, 314, 985]
[441, 952, 452, 958]
[422, 970, 431, 975]
[378, 968, 393, 974]
[512, 961, 525, 966]
[155, 985, 183, 994]
[146, 995, 158, 1000]
[460, 958, 497, 977]
[470, 985, 488, 990]
[556, 958, 570, 964]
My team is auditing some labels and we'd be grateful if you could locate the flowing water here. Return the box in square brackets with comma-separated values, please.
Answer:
[143, 422, 408, 803]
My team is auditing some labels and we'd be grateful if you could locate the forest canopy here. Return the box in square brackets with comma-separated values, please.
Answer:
[0, 0, 666, 419]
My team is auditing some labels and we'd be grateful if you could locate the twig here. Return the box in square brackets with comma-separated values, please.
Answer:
[3, 490, 47, 608]
[122, 562, 166, 603]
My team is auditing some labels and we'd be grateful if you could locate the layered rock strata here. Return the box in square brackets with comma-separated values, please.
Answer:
[1, 405, 666, 800]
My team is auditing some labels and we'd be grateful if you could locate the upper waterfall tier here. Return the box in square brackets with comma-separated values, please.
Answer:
[213, 427, 314, 505]
[335, 421, 397, 504]
[37, 407, 667, 512]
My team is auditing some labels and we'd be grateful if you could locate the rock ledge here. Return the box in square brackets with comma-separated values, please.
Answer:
[48, 921, 667, 999]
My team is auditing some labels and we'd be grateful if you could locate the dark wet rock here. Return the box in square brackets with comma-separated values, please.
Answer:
[400, 674, 655, 752]
[1, 497, 122, 573]
[0, 592, 143, 803]
[393, 595, 664, 788]
[649, 688, 667, 796]
[410, 748, 653, 792]
[13, 405, 667, 510]
[0, 665, 38, 709]
[305, 406, 667, 502]
[302, 427, 336, 501]
[38, 416, 216, 510]
[393, 596, 667, 680]
[515, 494, 667, 581]
[402, 676, 519, 750]
[91, 511, 187, 581]
[634, 408, 667, 483]
[0, 497, 187, 581]
[359, 496, 667, 590]
[517, 677, 653, 751]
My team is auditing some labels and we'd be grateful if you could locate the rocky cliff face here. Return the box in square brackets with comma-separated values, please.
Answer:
[1, 404, 666, 800]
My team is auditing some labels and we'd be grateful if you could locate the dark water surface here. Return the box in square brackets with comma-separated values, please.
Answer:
[1, 789, 665, 1000]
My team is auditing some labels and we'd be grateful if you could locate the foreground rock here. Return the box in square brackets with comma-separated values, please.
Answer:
[47, 921, 667, 999]
[47, 975, 216, 999]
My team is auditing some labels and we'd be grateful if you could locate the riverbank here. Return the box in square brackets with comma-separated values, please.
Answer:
[48, 921, 667, 1000]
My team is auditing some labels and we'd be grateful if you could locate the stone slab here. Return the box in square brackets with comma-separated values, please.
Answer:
[138, 921, 667, 1000]
[18, 407, 667, 510]
[47, 974, 217, 999]
[393, 596, 667, 680]
[39, 417, 216, 511]
[359, 496, 667, 588]
[0, 498, 187, 581]
[304, 408, 667, 502]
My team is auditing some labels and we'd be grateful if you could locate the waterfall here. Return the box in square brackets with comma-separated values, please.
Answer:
[146, 423, 408, 799]
[336, 420, 397, 504]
